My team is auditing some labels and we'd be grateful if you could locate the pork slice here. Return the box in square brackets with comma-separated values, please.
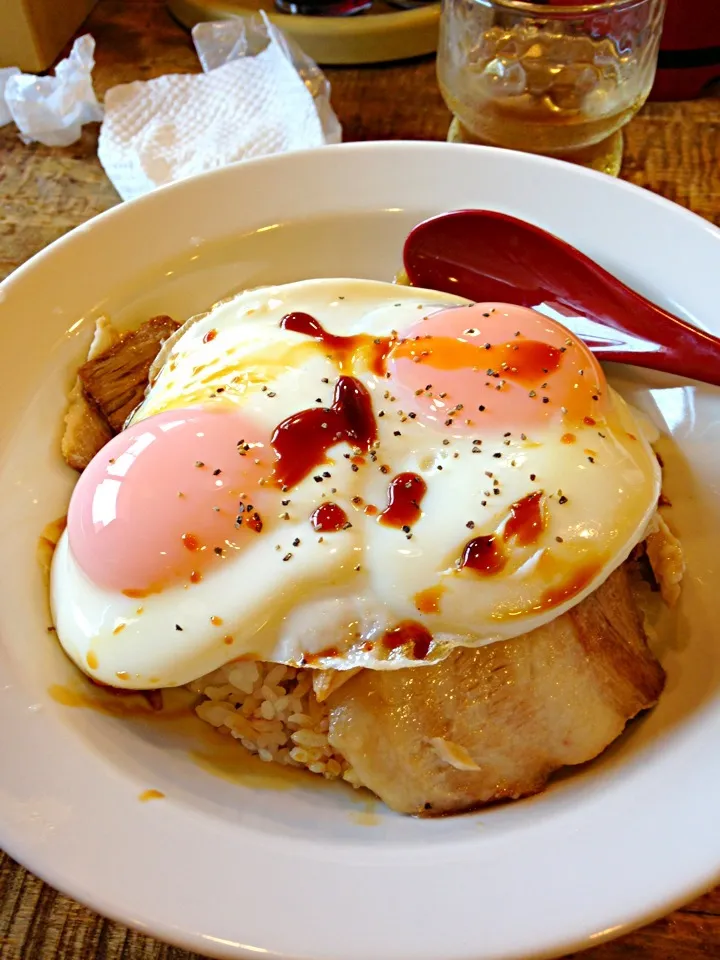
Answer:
[61, 380, 113, 471]
[78, 315, 179, 431]
[328, 564, 665, 815]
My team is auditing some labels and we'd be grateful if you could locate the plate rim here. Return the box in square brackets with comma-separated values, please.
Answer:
[1, 141, 720, 960]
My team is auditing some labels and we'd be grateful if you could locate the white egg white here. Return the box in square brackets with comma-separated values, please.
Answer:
[51, 279, 661, 688]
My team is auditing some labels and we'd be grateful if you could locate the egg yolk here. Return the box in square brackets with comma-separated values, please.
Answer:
[387, 302, 609, 433]
[67, 408, 271, 595]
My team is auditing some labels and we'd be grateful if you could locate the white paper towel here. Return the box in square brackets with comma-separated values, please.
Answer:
[1, 37, 102, 146]
[98, 17, 340, 202]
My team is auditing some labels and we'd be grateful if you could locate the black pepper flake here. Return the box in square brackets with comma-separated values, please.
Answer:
[402, 525, 411, 533]
[481, 500, 487, 506]
[408, 412, 416, 419]
[556, 536, 564, 543]
[394, 430, 401, 437]
[442, 439, 450, 446]
[195, 461, 205, 468]
[214, 546, 223, 555]
[542, 397, 550, 404]
[293, 538, 300, 547]
[528, 390, 536, 398]
[351, 464, 359, 472]
[530, 473, 536, 481]
[175, 624, 183, 631]
[478, 405, 486, 412]
[493, 452, 502, 459]
[493, 488, 500, 495]
[466, 521, 475, 529]
[444, 418, 453, 426]
[313, 475, 323, 483]
[322, 471, 331, 478]
[559, 495, 569, 505]
[283, 553, 293, 562]
[213, 468, 222, 476]
[587, 456, 595, 463]
[281, 499, 290, 506]
[380, 465, 389, 474]
[343, 521, 353, 530]
[437, 465, 443, 471]
[267, 391, 277, 398]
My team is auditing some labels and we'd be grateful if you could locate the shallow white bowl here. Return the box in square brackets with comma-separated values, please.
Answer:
[1, 142, 719, 960]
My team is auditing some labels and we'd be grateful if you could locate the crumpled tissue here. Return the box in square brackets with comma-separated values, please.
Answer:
[97, 13, 341, 202]
[1, 36, 103, 146]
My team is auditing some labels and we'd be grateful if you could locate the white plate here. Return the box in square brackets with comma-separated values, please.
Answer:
[1, 142, 719, 960]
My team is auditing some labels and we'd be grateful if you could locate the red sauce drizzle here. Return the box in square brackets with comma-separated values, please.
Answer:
[503, 491, 545, 547]
[271, 375, 377, 490]
[460, 535, 507, 576]
[181, 533, 200, 551]
[310, 502, 349, 533]
[461, 492, 546, 575]
[381, 620, 433, 660]
[281, 312, 394, 376]
[203, 328, 217, 343]
[378, 473, 427, 529]
[503, 340, 562, 387]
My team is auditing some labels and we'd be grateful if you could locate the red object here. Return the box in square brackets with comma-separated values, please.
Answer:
[403, 209, 720, 388]
[651, 0, 720, 100]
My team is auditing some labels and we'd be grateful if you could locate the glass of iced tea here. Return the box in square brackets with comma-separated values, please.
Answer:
[438, 0, 667, 176]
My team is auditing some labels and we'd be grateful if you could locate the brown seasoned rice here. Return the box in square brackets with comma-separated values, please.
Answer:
[189, 661, 361, 786]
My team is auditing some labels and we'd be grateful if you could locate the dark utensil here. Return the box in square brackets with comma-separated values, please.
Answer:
[403, 209, 720, 387]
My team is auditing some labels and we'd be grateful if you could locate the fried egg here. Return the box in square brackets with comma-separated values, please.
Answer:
[51, 279, 660, 687]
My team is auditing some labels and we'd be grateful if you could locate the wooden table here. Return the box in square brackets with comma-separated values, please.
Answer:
[1, 1, 719, 957]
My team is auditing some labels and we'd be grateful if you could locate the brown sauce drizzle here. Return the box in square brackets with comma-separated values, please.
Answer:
[271, 375, 377, 489]
[503, 491, 545, 547]
[538, 562, 601, 611]
[414, 585, 444, 614]
[396, 336, 562, 388]
[139, 789, 165, 802]
[381, 620, 433, 660]
[378, 472, 427, 529]
[280, 312, 394, 377]
[310, 502, 349, 532]
[303, 645, 340, 665]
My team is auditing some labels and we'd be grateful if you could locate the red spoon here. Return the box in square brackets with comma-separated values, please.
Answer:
[403, 209, 720, 388]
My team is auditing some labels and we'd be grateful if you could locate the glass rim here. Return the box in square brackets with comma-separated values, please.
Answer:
[479, 0, 656, 15]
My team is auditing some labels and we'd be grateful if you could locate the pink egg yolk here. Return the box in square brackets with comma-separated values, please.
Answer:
[67, 408, 271, 595]
[387, 302, 609, 434]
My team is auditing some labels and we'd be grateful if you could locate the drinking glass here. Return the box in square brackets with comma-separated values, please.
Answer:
[438, 0, 667, 175]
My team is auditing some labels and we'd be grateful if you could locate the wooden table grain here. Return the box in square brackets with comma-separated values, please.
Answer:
[1, 2, 719, 957]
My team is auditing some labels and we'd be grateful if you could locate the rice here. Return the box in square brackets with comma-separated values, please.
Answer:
[189, 661, 361, 787]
